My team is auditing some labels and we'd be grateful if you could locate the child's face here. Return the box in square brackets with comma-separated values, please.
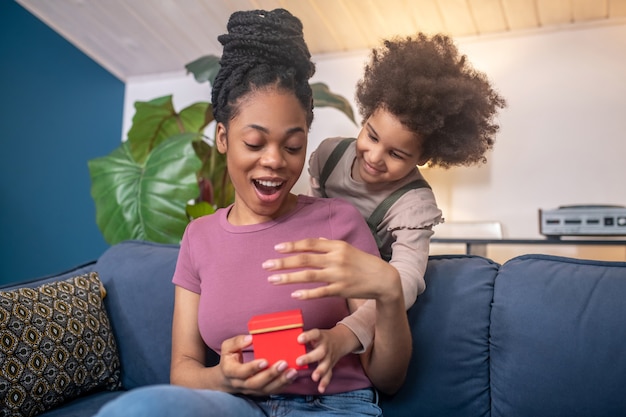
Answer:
[216, 89, 308, 225]
[353, 108, 427, 184]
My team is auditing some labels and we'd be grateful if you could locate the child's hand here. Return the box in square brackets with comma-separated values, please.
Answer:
[296, 325, 361, 393]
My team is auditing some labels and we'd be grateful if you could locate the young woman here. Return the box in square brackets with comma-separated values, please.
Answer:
[95, 8, 410, 417]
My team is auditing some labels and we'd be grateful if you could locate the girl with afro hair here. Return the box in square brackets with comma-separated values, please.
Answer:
[308, 33, 506, 353]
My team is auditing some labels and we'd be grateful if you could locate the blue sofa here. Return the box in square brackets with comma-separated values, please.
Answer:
[3, 240, 626, 417]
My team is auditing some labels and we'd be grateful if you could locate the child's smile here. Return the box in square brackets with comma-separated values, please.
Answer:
[353, 108, 426, 184]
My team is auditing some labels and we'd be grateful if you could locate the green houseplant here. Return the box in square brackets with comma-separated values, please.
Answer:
[88, 55, 355, 245]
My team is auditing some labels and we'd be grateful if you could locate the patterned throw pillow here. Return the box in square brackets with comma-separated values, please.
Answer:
[0, 272, 121, 417]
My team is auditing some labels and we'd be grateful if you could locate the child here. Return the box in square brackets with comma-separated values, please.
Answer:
[307, 33, 507, 352]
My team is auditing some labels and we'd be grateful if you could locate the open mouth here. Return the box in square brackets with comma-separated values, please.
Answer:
[253, 179, 285, 195]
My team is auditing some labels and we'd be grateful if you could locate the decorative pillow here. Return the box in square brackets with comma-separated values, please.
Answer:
[0, 272, 121, 417]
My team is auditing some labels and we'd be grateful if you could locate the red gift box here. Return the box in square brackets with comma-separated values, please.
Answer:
[248, 309, 307, 370]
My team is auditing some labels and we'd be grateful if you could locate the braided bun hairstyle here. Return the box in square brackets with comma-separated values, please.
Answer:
[212, 8, 316, 127]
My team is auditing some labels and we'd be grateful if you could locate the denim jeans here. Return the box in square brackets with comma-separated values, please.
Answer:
[94, 385, 382, 417]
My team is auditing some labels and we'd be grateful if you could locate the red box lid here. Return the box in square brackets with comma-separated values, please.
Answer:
[248, 309, 304, 334]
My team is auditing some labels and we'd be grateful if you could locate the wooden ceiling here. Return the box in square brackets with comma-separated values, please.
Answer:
[17, 0, 626, 81]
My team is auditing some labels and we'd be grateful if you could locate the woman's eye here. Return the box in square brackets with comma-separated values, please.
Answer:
[368, 134, 378, 143]
[244, 142, 263, 150]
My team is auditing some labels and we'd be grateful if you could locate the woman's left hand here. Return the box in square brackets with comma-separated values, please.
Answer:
[262, 238, 401, 302]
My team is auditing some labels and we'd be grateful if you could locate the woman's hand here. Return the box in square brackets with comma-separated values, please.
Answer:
[171, 287, 298, 394]
[218, 334, 298, 395]
[262, 238, 402, 303]
[295, 325, 361, 393]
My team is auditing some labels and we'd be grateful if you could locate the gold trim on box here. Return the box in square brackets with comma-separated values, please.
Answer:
[249, 324, 303, 334]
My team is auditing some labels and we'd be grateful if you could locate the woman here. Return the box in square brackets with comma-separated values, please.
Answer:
[96, 8, 409, 417]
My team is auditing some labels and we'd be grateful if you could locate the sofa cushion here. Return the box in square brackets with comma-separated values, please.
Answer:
[0, 272, 121, 417]
[380, 255, 499, 417]
[94, 240, 180, 390]
[490, 254, 626, 417]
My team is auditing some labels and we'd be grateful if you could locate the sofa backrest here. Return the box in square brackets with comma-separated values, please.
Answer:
[94, 240, 180, 390]
[92, 241, 502, 412]
[91, 243, 501, 415]
[1, 261, 97, 291]
[490, 254, 626, 417]
[380, 255, 499, 417]
[89, 241, 626, 417]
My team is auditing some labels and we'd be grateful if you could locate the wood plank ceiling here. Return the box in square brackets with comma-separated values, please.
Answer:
[16, 0, 626, 81]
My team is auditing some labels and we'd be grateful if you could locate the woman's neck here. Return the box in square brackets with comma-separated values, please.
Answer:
[226, 193, 299, 226]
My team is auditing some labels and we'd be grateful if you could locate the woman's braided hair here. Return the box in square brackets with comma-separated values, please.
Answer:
[212, 8, 316, 127]
[356, 33, 506, 168]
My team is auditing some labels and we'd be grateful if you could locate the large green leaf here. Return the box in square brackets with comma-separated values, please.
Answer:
[127, 95, 212, 164]
[88, 133, 202, 244]
[312, 82, 357, 125]
[186, 55, 221, 85]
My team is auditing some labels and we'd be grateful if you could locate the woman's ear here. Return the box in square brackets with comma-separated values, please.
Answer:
[216, 123, 228, 154]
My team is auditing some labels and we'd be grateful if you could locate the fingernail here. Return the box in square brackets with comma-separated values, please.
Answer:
[291, 291, 302, 299]
[286, 369, 298, 380]
[276, 361, 288, 372]
[244, 335, 253, 343]
[268, 275, 282, 283]
[258, 360, 268, 369]
[262, 260, 275, 269]
[274, 243, 286, 251]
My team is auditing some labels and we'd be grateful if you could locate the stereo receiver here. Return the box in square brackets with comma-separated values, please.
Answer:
[539, 205, 626, 238]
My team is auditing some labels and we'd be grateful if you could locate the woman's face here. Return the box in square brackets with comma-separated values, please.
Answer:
[353, 107, 427, 184]
[216, 89, 308, 225]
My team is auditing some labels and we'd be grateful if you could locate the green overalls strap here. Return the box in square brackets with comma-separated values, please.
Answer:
[366, 178, 431, 260]
[318, 138, 431, 260]
[318, 138, 356, 198]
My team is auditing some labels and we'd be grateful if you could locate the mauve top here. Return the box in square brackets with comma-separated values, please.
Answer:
[172, 195, 377, 395]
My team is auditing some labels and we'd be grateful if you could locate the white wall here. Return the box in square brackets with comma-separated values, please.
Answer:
[122, 71, 213, 139]
[123, 22, 626, 262]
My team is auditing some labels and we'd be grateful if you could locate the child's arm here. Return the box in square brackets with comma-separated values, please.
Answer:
[295, 324, 361, 393]
[339, 227, 434, 353]
[384, 188, 443, 306]
[337, 300, 376, 352]
[358, 276, 411, 394]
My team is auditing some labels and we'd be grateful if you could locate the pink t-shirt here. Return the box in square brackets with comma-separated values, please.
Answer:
[172, 195, 377, 395]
